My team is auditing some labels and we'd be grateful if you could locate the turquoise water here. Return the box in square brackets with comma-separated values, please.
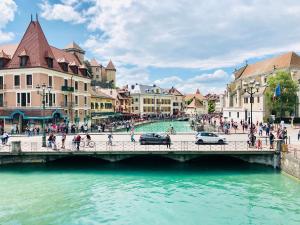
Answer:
[0, 159, 299, 225]
[122, 121, 193, 133]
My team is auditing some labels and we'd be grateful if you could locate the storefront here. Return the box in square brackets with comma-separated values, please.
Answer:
[0, 109, 67, 132]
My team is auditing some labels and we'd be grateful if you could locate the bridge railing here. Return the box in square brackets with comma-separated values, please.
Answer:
[0, 140, 274, 153]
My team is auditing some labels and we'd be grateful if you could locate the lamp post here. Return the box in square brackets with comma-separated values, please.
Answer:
[36, 83, 52, 147]
[243, 80, 260, 146]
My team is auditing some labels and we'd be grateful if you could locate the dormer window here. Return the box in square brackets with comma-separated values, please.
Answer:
[69, 62, 78, 74]
[46, 57, 53, 68]
[61, 63, 68, 72]
[20, 56, 28, 67]
[19, 49, 29, 67]
[57, 58, 69, 72]
[0, 59, 4, 69]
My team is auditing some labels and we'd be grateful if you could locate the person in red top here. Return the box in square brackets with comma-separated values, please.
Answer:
[75, 134, 81, 151]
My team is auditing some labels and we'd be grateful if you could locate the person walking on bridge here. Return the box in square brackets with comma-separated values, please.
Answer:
[269, 132, 275, 149]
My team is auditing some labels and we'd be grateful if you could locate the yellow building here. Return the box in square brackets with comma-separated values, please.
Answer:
[90, 89, 115, 123]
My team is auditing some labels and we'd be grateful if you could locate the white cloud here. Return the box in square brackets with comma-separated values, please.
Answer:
[39, 0, 300, 91]
[39, 0, 86, 24]
[78, 0, 300, 69]
[0, 0, 17, 43]
[154, 70, 232, 94]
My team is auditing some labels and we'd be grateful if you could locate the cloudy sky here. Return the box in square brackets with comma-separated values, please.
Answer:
[2, 0, 300, 94]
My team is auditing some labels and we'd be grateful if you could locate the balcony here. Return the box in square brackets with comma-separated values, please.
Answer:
[61, 86, 74, 92]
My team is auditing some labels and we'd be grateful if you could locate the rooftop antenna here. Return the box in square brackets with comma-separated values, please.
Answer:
[36, 13, 39, 22]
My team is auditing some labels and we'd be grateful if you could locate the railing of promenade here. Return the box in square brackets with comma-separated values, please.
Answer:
[0, 141, 275, 153]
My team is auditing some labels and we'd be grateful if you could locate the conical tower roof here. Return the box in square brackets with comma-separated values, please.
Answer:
[7, 19, 57, 69]
[106, 60, 116, 71]
[64, 41, 85, 53]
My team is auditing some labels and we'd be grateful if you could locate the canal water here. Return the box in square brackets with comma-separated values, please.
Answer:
[119, 121, 194, 133]
[0, 157, 299, 225]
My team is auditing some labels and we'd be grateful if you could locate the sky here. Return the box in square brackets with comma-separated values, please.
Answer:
[2, 0, 300, 94]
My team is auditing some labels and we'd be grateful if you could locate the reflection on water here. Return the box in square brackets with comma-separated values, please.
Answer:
[0, 157, 299, 225]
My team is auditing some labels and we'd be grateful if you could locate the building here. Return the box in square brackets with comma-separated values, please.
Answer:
[116, 87, 132, 113]
[168, 87, 185, 115]
[0, 17, 91, 131]
[129, 84, 173, 117]
[90, 88, 115, 123]
[205, 93, 223, 113]
[223, 52, 300, 122]
[184, 89, 207, 115]
[89, 58, 116, 88]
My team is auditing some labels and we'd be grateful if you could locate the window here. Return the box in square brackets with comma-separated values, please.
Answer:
[84, 83, 88, 92]
[75, 96, 78, 105]
[26, 74, 32, 86]
[46, 58, 53, 68]
[96, 68, 99, 72]
[75, 81, 78, 91]
[0, 59, 4, 68]
[135, 98, 138, 102]
[0, 94, 3, 107]
[0, 76, 3, 90]
[64, 79, 68, 87]
[135, 107, 138, 110]
[17, 92, 30, 107]
[48, 76, 53, 87]
[61, 63, 68, 72]
[14, 75, 20, 87]
[72, 66, 78, 74]
[229, 112, 231, 117]
[46, 93, 55, 106]
[64, 95, 68, 107]
[95, 103, 99, 109]
[20, 56, 28, 67]
[27, 93, 30, 104]
[257, 97, 260, 103]
[237, 112, 239, 118]
[91, 102, 94, 109]
[84, 97, 87, 105]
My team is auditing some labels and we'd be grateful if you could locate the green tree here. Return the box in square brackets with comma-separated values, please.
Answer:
[265, 71, 299, 117]
[208, 100, 215, 114]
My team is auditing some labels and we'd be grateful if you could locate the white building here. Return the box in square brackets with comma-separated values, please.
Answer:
[223, 52, 300, 122]
[129, 84, 173, 117]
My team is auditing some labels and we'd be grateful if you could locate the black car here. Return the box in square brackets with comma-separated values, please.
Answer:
[139, 133, 169, 145]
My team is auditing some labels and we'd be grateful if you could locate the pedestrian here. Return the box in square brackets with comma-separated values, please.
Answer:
[269, 132, 275, 149]
[75, 134, 81, 151]
[108, 133, 113, 146]
[166, 134, 171, 149]
[61, 132, 66, 149]
[130, 132, 135, 142]
[2, 131, 9, 145]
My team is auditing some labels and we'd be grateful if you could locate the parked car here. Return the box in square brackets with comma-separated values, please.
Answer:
[139, 133, 169, 145]
[195, 132, 226, 144]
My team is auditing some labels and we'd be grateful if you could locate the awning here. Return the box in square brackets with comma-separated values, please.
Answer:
[0, 109, 67, 120]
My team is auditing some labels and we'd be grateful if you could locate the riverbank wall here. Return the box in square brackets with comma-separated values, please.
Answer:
[281, 153, 300, 179]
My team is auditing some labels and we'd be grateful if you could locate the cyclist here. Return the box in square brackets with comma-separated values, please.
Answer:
[85, 133, 91, 147]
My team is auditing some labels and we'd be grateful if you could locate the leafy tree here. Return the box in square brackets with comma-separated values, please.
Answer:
[265, 71, 299, 117]
[208, 100, 216, 114]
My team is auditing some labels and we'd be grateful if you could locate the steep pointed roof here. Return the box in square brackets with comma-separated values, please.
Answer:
[90, 58, 101, 67]
[64, 41, 85, 53]
[7, 20, 56, 69]
[187, 97, 203, 108]
[0, 50, 10, 59]
[184, 89, 204, 101]
[106, 60, 116, 71]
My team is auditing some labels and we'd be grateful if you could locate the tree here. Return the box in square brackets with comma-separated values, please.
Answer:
[265, 71, 299, 117]
[208, 100, 215, 114]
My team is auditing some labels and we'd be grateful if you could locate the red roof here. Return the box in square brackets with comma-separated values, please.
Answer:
[0, 20, 88, 77]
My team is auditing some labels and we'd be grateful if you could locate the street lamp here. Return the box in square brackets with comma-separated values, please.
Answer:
[36, 83, 52, 147]
[243, 80, 260, 146]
